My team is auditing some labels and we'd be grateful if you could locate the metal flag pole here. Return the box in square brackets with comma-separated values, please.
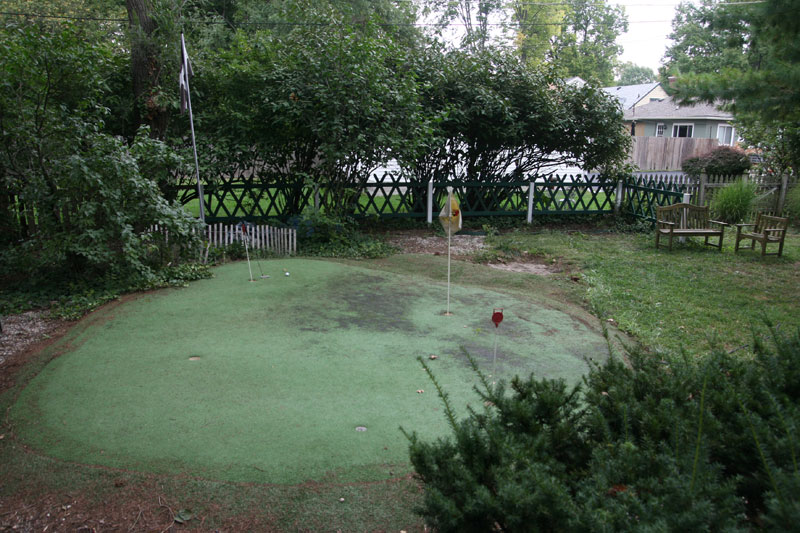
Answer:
[241, 223, 254, 282]
[446, 223, 452, 315]
[491, 309, 504, 382]
[180, 33, 205, 224]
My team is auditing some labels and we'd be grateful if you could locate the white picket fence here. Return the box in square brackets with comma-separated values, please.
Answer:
[150, 223, 297, 256]
[204, 223, 296, 255]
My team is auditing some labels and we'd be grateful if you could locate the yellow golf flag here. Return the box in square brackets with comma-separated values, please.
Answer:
[438, 189, 462, 237]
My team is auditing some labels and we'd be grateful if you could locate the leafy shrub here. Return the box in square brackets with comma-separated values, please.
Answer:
[683, 146, 752, 178]
[710, 179, 758, 223]
[785, 184, 800, 223]
[289, 211, 396, 258]
[405, 325, 800, 531]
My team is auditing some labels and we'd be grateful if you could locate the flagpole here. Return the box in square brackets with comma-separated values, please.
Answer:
[446, 228, 452, 315]
[181, 33, 205, 224]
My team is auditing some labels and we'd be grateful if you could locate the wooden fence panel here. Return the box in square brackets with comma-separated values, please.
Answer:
[629, 137, 720, 171]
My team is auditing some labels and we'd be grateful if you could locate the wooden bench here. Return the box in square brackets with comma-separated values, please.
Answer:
[655, 203, 726, 251]
[735, 213, 789, 257]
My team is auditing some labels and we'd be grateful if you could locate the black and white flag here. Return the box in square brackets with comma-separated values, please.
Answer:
[179, 34, 193, 114]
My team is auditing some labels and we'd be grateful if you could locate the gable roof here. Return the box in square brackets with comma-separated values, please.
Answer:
[602, 82, 662, 109]
[565, 76, 587, 88]
[623, 96, 733, 121]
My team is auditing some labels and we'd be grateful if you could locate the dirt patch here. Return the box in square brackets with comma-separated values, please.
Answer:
[487, 262, 555, 276]
[386, 231, 486, 259]
[0, 481, 279, 532]
[0, 311, 69, 396]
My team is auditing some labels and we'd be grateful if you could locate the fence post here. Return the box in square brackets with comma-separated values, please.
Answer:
[314, 184, 320, 211]
[427, 179, 434, 224]
[527, 181, 534, 224]
[698, 173, 708, 206]
[777, 173, 789, 215]
[614, 179, 624, 215]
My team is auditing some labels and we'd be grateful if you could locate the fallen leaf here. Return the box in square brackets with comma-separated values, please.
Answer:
[174, 509, 193, 524]
[339, 498, 345, 503]
[416, 389, 424, 394]
[429, 355, 438, 360]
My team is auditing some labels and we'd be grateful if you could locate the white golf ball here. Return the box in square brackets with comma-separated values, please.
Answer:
[285, 272, 290, 276]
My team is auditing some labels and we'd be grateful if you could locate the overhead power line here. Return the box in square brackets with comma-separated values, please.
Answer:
[0, 10, 675, 26]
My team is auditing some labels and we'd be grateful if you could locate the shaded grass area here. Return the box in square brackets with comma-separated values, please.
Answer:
[7, 260, 606, 482]
[1, 254, 609, 530]
[479, 228, 800, 355]
[8, 227, 795, 529]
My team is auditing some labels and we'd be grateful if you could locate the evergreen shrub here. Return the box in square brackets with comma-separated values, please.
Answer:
[405, 325, 800, 531]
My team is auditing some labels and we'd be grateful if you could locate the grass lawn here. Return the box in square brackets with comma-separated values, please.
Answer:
[1, 254, 607, 531]
[479, 227, 800, 356]
[2, 226, 797, 530]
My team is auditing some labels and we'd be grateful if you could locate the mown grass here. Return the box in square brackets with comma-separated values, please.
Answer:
[3, 225, 797, 530]
[478, 227, 800, 356]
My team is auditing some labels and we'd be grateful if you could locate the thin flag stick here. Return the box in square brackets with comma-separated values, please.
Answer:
[491, 309, 504, 382]
[493, 328, 498, 378]
[438, 186, 461, 316]
[241, 224, 254, 282]
[180, 34, 205, 224]
[446, 228, 452, 315]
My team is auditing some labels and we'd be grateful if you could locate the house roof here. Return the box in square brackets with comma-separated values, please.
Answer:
[623, 96, 733, 121]
[565, 76, 587, 88]
[602, 82, 662, 109]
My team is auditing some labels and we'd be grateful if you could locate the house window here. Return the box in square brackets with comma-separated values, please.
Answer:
[656, 123, 665, 137]
[672, 124, 694, 138]
[718, 125, 734, 145]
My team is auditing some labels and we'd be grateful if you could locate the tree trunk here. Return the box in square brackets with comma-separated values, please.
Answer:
[126, 0, 169, 139]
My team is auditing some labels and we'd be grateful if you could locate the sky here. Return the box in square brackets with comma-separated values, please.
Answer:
[608, 0, 686, 72]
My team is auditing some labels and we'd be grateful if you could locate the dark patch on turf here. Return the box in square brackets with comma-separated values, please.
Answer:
[291, 272, 419, 334]
[443, 340, 528, 373]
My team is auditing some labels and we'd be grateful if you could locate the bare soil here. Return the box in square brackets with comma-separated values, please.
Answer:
[385, 230, 568, 276]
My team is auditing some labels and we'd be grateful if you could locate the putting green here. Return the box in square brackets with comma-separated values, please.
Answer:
[11, 259, 609, 483]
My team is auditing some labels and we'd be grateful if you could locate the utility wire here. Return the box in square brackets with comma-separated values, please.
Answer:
[0, 11, 681, 25]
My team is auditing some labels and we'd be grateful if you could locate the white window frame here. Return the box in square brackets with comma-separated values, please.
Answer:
[672, 123, 694, 138]
[656, 123, 665, 137]
[717, 124, 735, 146]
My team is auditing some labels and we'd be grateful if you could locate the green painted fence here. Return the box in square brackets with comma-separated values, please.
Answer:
[171, 172, 622, 223]
[622, 175, 686, 222]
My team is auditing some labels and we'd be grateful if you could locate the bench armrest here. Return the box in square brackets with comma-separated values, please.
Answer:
[708, 220, 727, 227]
[657, 221, 675, 230]
[735, 223, 755, 228]
[765, 228, 786, 236]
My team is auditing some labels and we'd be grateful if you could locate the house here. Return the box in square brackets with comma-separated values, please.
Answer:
[603, 82, 669, 110]
[622, 95, 736, 146]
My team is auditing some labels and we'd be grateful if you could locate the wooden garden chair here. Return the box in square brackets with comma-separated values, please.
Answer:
[734, 213, 789, 257]
[655, 203, 726, 251]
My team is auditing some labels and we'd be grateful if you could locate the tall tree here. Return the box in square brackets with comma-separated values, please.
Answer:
[125, 0, 174, 139]
[667, 0, 800, 172]
[509, 0, 565, 66]
[418, 0, 508, 50]
[614, 62, 656, 86]
[549, 0, 628, 85]
[660, 0, 754, 80]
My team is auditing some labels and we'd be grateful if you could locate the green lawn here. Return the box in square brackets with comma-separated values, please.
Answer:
[3, 227, 797, 530]
[6, 258, 606, 483]
[479, 228, 800, 356]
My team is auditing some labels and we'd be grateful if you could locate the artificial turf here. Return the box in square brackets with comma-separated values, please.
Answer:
[10, 259, 609, 483]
